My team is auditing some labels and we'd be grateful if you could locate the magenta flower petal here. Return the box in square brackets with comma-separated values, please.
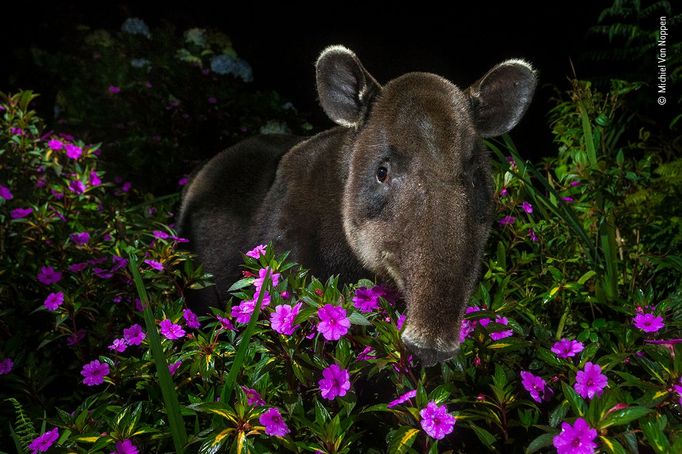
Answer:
[29, 427, 60, 453]
[0, 184, 13, 200]
[144, 259, 163, 271]
[259, 407, 290, 437]
[11, 207, 33, 219]
[44, 291, 65, 311]
[0, 358, 13, 375]
[245, 244, 267, 259]
[37, 266, 62, 285]
[270, 302, 302, 335]
[316, 304, 350, 340]
[574, 362, 608, 399]
[553, 417, 598, 454]
[159, 319, 185, 340]
[112, 438, 139, 454]
[242, 386, 266, 406]
[551, 339, 585, 359]
[419, 401, 456, 440]
[183, 308, 201, 329]
[387, 389, 417, 408]
[81, 359, 110, 386]
[633, 313, 665, 333]
[319, 364, 351, 400]
[520, 371, 551, 403]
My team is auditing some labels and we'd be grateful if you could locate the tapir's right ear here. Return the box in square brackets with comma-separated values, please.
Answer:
[316, 45, 381, 128]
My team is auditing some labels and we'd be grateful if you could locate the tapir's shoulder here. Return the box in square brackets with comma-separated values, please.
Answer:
[277, 126, 351, 175]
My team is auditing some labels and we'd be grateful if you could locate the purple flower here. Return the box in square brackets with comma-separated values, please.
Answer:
[633, 313, 665, 333]
[168, 361, 182, 376]
[528, 228, 539, 242]
[48, 139, 64, 150]
[0, 358, 13, 375]
[521, 201, 533, 214]
[69, 179, 86, 194]
[81, 359, 110, 386]
[500, 187, 509, 197]
[111, 255, 128, 271]
[489, 316, 513, 340]
[570, 180, 582, 187]
[217, 315, 234, 330]
[242, 386, 266, 406]
[498, 215, 516, 225]
[245, 244, 267, 259]
[520, 371, 551, 403]
[232, 300, 256, 324]
[673, 378, 682, 406]
[11, 207, 33, 219]
[458, 320, 475, 343]
[121, 181, 132, 192]
[70, 231, 90, 245]
[387, 389, 417, 408]
[183, 308, 201, 329]
[254, 267, 280, 291]
[44, 292, 64, 311]
[574, 362, 608, 399]
[553, 417, 598, 454]
[67, 329, 87, 346]
[0, 184, 13, 200]
[319, 364, 351, 400]
[357, 345, 377, 361]
[10, 127, 23, 136]
[65, 143, 83, 159]
[28, 427, 59, 453]
[396, 313, 406, 331]
[352, 287, 380, 313]
[259, 407, 290, 437]
[108, 85, 121, 94]
[144, 259, 163, 271]
[270, 302, 302, 335]
[178, 176, 189, 186]
[108, 338, 128, 353]
[207, 96, 218, 104]
[111, 439, 139, 454]
[419, 401, 456, 440]
[89, 171, 102, 186]
[316, 304, 351, 341]
[152, 230, 170, 240]
[561, 196, 574, 203]
[37, 266, 62, 285]
[159, 319, 185, 340]
[551, 339, 585, 359]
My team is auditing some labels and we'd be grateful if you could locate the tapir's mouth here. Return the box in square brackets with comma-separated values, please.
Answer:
[400, 325, 460, 367]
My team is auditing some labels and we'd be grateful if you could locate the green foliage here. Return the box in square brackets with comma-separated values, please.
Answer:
[6, 397, 38, 453]
[2, 33, 682, 454]
[28, 19, 311, 193]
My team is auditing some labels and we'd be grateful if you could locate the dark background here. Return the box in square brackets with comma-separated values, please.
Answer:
[0, 2, 614, 161]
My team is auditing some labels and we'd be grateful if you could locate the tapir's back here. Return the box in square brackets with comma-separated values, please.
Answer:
[178, 134, 303, 309]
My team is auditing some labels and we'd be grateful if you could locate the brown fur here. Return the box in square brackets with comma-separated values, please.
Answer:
[178, 45, 536, 366]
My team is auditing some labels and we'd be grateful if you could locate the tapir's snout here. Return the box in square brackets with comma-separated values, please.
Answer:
[401, 327, 460, 367]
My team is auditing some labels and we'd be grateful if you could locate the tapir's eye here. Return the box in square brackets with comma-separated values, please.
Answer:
[376, 165, 389, 183]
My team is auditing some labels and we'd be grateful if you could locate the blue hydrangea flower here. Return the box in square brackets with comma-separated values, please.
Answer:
[130, 58, 151, 68]
[210, 54, 253, 82]
[121, 18, 151, 38]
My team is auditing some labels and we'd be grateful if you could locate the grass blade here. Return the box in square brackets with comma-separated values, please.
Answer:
[221, 269, 271, 404]
[128, 251, 187, 453]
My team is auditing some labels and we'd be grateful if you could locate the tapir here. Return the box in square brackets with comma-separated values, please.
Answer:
[178, 45, 536, 366]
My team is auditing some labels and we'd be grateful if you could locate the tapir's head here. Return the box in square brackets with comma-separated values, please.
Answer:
[316, 45, 536, 366]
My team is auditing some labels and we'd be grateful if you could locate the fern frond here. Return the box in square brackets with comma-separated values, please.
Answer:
[6, 398, 37, 454]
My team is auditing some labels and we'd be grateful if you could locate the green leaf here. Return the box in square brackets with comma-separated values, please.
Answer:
[525, 433, 555, 454]
[561, 382, 586, 417]
[601, 406, 651, 429]
[599, 436, 628, 454]
[640, 415, 671, 454]
[348, 311, 372, 326]
[227, 278, 255, 292]
[387, 426, 420, 454]
[469, 423, 497, 448]
[128, 252, 187, 453]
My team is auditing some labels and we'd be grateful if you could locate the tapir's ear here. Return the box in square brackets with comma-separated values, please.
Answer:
[466, 59, 537, 138]
[316, 45, 381, 128]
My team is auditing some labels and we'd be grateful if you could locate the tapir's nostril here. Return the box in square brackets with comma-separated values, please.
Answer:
[401, 332, 459, 367]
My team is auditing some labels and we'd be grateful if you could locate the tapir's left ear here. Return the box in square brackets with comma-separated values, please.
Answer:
[466, 59, 537, 138]
[316, 45, 381, 128]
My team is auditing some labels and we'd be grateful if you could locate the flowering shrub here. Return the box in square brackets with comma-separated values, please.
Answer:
[28, 18, 311, 193]
[2, 77, 682, 452]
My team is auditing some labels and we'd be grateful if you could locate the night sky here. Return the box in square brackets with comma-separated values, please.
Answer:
[1, 2, 608, 161]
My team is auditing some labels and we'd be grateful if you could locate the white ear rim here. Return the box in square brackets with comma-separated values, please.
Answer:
[315, 45, 356, 67]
